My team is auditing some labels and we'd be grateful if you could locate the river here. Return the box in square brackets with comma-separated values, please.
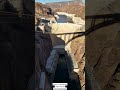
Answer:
[53, 54, 81, 90]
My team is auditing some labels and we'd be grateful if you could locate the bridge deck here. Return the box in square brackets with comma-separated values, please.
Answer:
[86, 13, 120, 19]
[35, 31, 85, 35]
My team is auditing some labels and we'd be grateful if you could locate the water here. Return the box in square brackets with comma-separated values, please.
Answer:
[53, 54, 81, 90]
[57, 15, 69, 23]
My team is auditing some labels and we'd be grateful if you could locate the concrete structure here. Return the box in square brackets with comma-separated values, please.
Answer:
[51, 23, 84, 53]
[56, 12, 75, 18]
[39, 72, 46, 89]
[53, 45, 65, 54]
[46, 49, 59, 74]
[39, 72, 52, 90]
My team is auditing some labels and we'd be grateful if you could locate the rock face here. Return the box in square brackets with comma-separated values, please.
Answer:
[0, 1, 35, 90]
[35, 32, 53, 67]
[0, 0, 34, 14]
[8, 0, 23, 12]
[70, 27, 85, 89]
[35, 2, 48, 25]
[35, 2, 55, 26]
[35, 32, 53, 89]
[35, 2, 49, 15]
[86, 0, 120, 90]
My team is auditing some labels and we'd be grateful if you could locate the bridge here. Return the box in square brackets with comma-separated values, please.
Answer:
[85, 13, 120, 35]
[36, 13, 120, 47]
[35, 31, 85, 46]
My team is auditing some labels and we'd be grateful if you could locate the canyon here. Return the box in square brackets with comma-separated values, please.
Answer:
[35, 1, 85, 90]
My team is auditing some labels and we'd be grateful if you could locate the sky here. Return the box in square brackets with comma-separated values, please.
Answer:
[35, 0, 85, 4]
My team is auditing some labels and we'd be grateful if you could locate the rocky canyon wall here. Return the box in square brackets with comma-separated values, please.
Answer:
[35, 32, 53, 89]
[86, 0, 120, 90]
[70, 28, 85, 89]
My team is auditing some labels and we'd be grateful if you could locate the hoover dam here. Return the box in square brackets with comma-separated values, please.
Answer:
[35, 10, 85, 90]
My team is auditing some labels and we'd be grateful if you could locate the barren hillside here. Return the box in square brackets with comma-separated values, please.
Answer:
[35, 2, 54, 25]
[46, 1, 85, 19]
[35, 2, 50, 15]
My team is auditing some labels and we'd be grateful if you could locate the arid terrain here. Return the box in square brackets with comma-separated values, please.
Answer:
[35, 2, 55, 25]
[46, 0, 85, 19]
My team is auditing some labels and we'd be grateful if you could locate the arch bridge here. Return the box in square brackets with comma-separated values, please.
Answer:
[36, 13, 120, 45]
[1, 11, 120, 44]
